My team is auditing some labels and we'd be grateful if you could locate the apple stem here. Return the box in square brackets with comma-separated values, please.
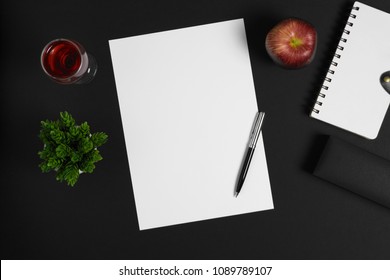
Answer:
[290, 37, 303, 48]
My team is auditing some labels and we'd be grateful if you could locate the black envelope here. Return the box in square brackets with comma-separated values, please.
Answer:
[313, 136, 390, 209]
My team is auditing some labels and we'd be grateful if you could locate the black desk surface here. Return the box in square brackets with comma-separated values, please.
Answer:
[1, 0, 389, 259]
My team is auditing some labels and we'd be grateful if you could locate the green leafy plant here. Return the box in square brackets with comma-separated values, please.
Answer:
[38, 112, 108, 186]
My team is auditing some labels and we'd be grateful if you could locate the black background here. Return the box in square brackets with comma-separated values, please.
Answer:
[1, 0, 389, 259]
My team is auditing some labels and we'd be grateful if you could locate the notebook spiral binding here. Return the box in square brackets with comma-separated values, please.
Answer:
[312, 5, 361, 114]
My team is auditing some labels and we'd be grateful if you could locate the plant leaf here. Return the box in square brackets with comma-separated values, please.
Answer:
[39, 162, 51, 173]
[60, 111, 75, 128]
[55, 144, 70, 159]
[82, 162, 95, 173]
[71, 151, 82, 163]
[63, 163, 80, 187]
[47, 157, 63, 169]
[91, 132, 108, 147]
[50, 129, 65, 144]
[79, 122, 90, 137]
[79, 138, 93, 154]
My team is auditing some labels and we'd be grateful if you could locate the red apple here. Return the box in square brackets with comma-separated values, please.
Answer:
[265, 18, 317, 69]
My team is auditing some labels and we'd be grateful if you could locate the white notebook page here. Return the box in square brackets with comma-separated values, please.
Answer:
[311, 1, 390, 139]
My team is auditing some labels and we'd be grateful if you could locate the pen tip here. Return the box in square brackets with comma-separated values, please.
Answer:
[234, 192, 239, 197]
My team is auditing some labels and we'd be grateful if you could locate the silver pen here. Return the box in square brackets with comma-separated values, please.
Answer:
[235, 111, 265, 197]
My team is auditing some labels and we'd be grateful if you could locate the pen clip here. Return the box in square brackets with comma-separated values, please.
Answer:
[249, 112, 265, 148]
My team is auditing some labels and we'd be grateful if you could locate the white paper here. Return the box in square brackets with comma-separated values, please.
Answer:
[109, 19, 274, 230]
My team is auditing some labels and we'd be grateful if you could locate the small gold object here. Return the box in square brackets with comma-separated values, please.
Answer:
[384, 76, 390, 83]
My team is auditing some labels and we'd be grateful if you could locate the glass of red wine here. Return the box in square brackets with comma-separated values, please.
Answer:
[41, 39, 97, 84]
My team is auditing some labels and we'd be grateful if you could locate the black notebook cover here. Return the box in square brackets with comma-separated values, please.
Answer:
[313, 136, 390, 209]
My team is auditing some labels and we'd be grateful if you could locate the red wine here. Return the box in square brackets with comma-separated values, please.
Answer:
[41, 39, 89, 83]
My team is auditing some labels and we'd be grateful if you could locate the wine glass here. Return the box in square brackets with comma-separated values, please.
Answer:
[41, 38, 97, 84]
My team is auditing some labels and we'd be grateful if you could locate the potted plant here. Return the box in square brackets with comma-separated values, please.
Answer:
[38, 111, 108, 186]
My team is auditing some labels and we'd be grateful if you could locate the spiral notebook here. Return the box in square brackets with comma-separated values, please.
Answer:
[311, 1, 390, 139]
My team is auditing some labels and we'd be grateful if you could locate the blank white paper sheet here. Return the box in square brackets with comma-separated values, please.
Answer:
[109, 19, 274, 230]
